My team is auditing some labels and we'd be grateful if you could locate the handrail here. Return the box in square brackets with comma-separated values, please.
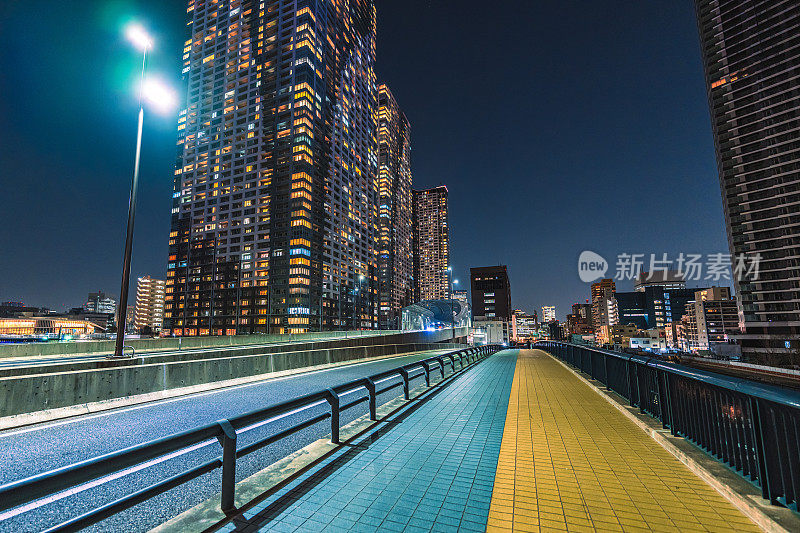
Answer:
[536, 341, 800, 512]
[0, 344, 503, 531]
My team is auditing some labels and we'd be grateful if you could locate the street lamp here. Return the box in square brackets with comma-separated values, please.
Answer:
[446, 267, 457, 338]
[353, 274, 365, 331]
[452, 279, 459, 337]
[113, 24, 175, 358]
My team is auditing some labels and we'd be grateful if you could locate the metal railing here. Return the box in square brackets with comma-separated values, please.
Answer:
[537, 341, 800, 512]
[0, 344, 502, 531]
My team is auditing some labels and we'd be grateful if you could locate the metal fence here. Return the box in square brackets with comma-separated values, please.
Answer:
[0, 345, 501, 532]
[537, 341, 800, 512]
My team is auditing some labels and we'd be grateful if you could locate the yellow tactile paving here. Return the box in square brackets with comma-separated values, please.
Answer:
[488, 349, 760, 533]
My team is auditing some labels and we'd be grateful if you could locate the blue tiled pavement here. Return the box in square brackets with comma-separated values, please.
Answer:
[224, 349, 518, 533]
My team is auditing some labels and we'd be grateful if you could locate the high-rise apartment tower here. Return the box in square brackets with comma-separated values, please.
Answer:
[412, 186, 449, 301]
[695, 0, 800, 356]
[165, 0, 378, 335]
[377, 84, 413, 329]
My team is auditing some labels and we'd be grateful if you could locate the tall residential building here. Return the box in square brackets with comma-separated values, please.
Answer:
[412, 186, 449, 300]
[695, 0, 800, 356]
[541, 306, 556, 323]
[470, 265, 512, 321]
[165, 0, 378, 336]
[377, 84, 413, 329]
[591, 278, 618, 344]
[134, 276, 166, 332]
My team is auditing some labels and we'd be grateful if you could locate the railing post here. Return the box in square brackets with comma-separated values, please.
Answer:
[399, 368, 410, 400]
[656, 369, 668, 429]
[447, 354, 456, 372]
[217, 419, 237, 513]
[437, 357, 446, 379]
[422, 361, 432, 387]
[364, 378, 377, 420]
[326, 389, 340, 444]
[625, 358, 634, 403]
[749, 397, 772, 502]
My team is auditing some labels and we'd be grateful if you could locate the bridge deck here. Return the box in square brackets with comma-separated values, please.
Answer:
[223, 350, 758, 532]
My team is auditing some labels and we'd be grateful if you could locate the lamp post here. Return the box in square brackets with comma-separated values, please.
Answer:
[452, 279, 459, 338]
[113, 24, 175, 358]
[113, 24, 152, 358]
[353, 274, 365, 330]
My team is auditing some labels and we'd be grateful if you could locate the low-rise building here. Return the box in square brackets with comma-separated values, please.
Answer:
[473, 319, 509, 345]
[683, 287, 741, 352]
[511, 310, 537, 342]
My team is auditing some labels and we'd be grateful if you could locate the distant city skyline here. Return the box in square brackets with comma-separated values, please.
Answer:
[0, 1, 725, 322]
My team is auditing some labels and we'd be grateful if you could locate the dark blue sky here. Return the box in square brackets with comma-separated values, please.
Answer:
[0, 1, 726, 319]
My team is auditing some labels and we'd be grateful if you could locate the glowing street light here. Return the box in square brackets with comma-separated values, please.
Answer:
[125, 24, 153, 50]
[142, 78, 176, 114]
[113, 23, 174, 358]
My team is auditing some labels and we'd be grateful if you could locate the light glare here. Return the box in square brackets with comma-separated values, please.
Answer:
[126, 24, 153, 50]
[142, 79, 176, 113]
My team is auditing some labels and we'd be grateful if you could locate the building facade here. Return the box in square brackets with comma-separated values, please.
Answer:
[591, 278, 618, 344]
[165, 0, 379, 335]
[541, 306, 556, 323]
[412, 186, 449, 301]
[695, 0, 800, 357]
[634, 270, 687, 292]
[567, 302, 593, 335]
[84, 290, 116, 315]
[470, 265, 512, 321]
[134, 276, 166, 333]
[377, 84, 413, 329]
[616, 287, 700, 330]
[511, 309, 537, 342]
[684, 286, 741, 351]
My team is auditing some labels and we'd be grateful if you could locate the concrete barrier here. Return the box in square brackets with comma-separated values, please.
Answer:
[0, 328, 468, 360]
[0, 329, 468, 378]
[0, 342, 466, 418]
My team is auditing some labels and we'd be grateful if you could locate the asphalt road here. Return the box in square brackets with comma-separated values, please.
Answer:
[0, 332, 381, 370]
[0, 348, 457, 532]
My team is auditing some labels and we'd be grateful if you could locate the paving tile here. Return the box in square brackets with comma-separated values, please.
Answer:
[245, 351, 516, 532]
[487, 349, 760, 533]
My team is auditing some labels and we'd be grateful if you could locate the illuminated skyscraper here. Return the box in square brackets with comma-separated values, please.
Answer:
[695, 0, 800, 356]
[377, 84, 413, 329]
[165, 0, 378, 335]
[541, 306, 556, 323]
[413, 186, 449, 301]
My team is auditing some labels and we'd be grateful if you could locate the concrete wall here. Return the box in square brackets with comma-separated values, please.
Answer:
[0, 328, 468, 359]
[0, 341, 466, 418]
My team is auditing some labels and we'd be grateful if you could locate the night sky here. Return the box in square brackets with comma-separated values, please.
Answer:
[0, 1, 725, 320]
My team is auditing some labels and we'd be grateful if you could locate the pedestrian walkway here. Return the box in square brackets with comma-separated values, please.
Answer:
[221, 349, 760, 532]
[487, 350, 758, 532]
